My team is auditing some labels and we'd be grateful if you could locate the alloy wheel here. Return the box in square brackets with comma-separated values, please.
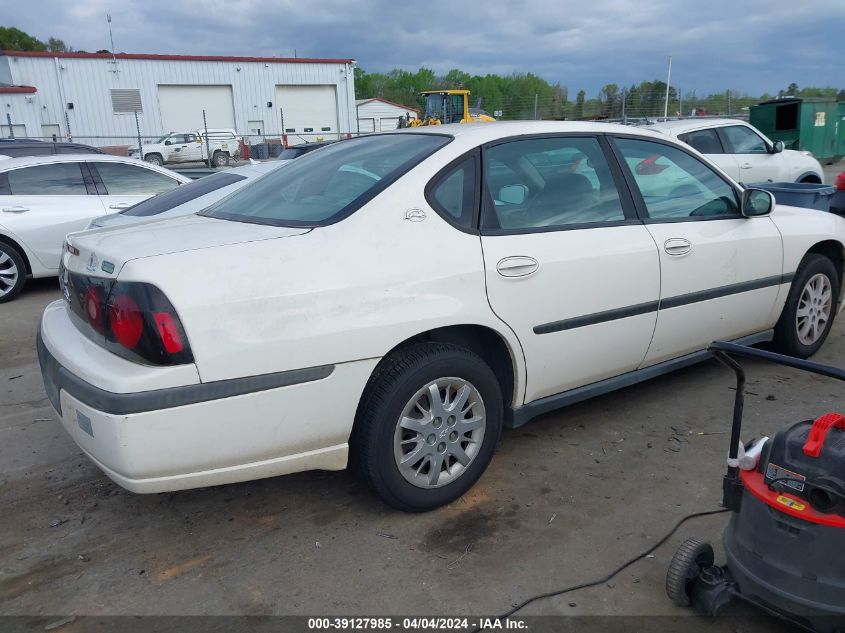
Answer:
[0, 251, 19, 298]
[796, 273, 832, 346]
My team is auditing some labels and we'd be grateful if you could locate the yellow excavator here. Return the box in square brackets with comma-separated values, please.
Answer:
[399, 90, 496, 127]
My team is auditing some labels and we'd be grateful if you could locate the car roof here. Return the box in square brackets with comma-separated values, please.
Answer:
[0, 153, 191, 180]
[642, 118, 749, 136]
[376, 120, 669, 145]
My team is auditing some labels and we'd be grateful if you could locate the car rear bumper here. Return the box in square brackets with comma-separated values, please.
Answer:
[37, 305, 378, 493]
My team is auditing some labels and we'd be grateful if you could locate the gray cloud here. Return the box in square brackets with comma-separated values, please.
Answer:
[4, 0, 843, 95]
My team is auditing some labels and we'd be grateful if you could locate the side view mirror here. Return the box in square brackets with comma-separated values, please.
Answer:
[741, 188, 775, 217]
[771, 140, 785, 154]
[164, 140, 173, 146]
[499, 184, 528, 205]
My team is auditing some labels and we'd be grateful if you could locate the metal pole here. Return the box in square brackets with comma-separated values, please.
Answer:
[202, 109, 212, 168]
[663, 55, 672, 119]
[533, 93, 539, 120]
[678, 86, 682, 118]
[134, 110, 143, 160]
[621, 87, 626, 124]
[64, 110, 72, 141]
[727, 90, 732, 116]
[5, 113, 13, 138]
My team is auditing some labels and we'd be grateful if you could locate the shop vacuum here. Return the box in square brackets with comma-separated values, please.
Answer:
[667, 341, 845, 633]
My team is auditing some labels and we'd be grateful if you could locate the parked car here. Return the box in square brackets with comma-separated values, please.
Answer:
[644, 119, 824, 184]
[0, 154, 190, 302]
[39, 122, 845, 511]
[87, 160, 286, 229]
[0, 139, 104, 158]
[129, 129, 240, 167]
[273, 140, 336, 162]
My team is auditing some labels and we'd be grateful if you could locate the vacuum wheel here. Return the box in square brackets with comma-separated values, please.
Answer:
[666, 538, 715, 607]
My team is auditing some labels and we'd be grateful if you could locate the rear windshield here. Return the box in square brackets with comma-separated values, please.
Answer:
[122, 171, 246, 217]
[202, 134, 450, 227]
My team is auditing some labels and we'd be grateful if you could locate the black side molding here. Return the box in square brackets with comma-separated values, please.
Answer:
[37, 329, 334, 416]
[534, 273, 794, 335]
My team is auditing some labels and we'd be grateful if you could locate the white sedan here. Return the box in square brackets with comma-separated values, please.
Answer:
[0, 154, 190, 302]
[39, 122, 845, 511]
[644, 118, 824, 185]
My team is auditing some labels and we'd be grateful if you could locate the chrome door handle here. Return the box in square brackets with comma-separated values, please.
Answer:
[496, 256, 539, 278]
[109, 203, 131, 210]
[740, 163, 753, 169]
[2, 206, 29, 213]
[664, 238, 692, 256]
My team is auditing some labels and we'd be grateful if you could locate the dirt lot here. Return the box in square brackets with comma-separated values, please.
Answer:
[1, 276, 843, 631]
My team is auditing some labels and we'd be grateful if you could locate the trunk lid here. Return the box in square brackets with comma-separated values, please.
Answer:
[63, 214, 310, 278]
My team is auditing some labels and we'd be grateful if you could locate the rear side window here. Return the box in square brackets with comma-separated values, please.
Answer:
[7, 163, 87, 195]
[122, 172, 246, 216]
[204, 134, 451, 227]
[678, 129, 724, 154]
[428, 155, 478, 228]
[92, 162, 181, 195]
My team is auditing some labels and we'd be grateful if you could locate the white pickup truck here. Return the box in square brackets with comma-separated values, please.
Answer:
[129, 129, 240, 167]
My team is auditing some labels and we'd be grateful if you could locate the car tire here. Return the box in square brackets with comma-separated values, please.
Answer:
[353, 342, 503, 512]
[213, 152, 230, 167]
[772, 254, 840, 358]
[0, 241, 27, 303]
[144, 153, 163, 166]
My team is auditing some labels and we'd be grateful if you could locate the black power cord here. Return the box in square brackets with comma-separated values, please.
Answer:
[472, 508, 730, 631]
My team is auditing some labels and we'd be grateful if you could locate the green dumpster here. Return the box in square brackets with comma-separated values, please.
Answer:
[750, 97, 842, 164]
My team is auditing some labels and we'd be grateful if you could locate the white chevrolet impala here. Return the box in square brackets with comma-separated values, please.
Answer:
[38, 122, 845, 511]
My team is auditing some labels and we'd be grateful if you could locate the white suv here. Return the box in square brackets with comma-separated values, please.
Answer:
[39, 123, 845, 511]
[645, 119, 824, 184]
[130, 129, 240, 167]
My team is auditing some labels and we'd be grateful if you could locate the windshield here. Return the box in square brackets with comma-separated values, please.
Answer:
[424, 94, 446, 120]
[202, 134, 450, 227]
[154, 134, 171, 144]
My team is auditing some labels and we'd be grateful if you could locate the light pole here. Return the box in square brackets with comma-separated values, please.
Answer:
[663, 55, 672, 119]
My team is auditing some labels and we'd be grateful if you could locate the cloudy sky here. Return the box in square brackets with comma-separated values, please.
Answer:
[3, 0, 843, 97]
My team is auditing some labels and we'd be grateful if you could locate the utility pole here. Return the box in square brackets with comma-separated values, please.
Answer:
[726, 90, 732, 116]
[533, 93, 539, 120]
[663, 55, 672, 119]
[106, 14, 118, 72]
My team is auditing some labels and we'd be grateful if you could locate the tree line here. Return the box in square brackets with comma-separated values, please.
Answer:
[355, 67, 845, 121]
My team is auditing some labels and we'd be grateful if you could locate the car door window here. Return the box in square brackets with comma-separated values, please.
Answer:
[428, 155, 477, 228]
[168, 134, 188, 145]
[678, 129, 724, 154]
[721, 125, 768, 154]
[482, 136, 625, 231]
[6, 163, 87, 195]
[92, 162, 181, 195]
[614, 137, 739, 219]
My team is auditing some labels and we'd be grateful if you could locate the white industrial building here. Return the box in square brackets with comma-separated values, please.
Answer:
[356, 98, 418, 133]
[0, 50, 357, 147]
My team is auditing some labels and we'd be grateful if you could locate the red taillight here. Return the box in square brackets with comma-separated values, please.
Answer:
[84, 286, 105, 333]
[67, 274, 193, 366]
[153, 312, 185, 354]
[835, 172, 845, 191]
[109, 294, 144, 349]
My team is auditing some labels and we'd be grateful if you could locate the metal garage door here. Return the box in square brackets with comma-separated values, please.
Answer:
[358, 118, 375, 133]
[276, 85, 338, 145]
[158, 85, 236, 132]
[379, 117, 399, 131]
